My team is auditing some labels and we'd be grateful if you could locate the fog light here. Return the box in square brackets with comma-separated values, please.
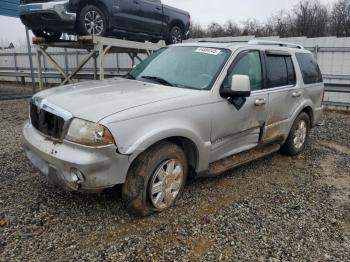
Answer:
[70, 168, 85, 185]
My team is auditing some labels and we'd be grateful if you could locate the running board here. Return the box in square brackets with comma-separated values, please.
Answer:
[206, 144, 281, 177]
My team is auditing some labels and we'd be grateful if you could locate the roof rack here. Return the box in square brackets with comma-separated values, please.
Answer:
[248, 40, 304, 49]
[197, 40, 248, 43]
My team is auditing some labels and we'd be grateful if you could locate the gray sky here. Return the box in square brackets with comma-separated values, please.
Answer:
[0, 0, 337, 46]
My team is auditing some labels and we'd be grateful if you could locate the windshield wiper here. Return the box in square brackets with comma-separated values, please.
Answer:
[141, 76, 175, 87]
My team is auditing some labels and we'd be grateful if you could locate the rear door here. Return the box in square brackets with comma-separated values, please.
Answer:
[138, 0, 164, 35]
[261, 51, 300, 143]
[210, 50, 269, 162]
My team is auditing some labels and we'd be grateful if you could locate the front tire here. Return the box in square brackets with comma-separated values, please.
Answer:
[78, 5, 107, 36]
[165, 26, 184, 45]
[281, 112, 310, 156]
[122, 142, 188, 217]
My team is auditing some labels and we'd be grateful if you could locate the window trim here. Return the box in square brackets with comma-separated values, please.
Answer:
[222, 49, 264, 91]
[285, 55, 297, 86]
[265, 50, 292, 57]
[262, 51, 297, 90]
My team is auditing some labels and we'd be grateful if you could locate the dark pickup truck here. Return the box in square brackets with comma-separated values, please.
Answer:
[19, 0, 191, 45]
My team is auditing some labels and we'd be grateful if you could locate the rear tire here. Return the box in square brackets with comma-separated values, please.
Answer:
[165, 26, 184, 45]
[32, 30, 62, 41]
[78, 5, 107, 36]
[122, 142, 188, 217]
[281, 112, 310, 156]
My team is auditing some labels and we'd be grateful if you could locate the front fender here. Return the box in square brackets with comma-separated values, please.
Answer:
[103, 113, 212, 173]
[125, 127, 211, 172]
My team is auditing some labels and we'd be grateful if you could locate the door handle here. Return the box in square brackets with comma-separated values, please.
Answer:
[156, 7, 161, 10]
[254, 98, 266, 106]
[133, 0, 140, 4]
[292, 91, 302, 98]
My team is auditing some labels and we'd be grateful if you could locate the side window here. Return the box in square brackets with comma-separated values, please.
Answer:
[265, 55, 288, 88]
[226, 51, 263, 91]
[296, 53, 323, 84]
[286, 57, 296, 86]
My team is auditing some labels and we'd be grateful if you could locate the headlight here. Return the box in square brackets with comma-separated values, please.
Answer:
[66, 118, 115, 146]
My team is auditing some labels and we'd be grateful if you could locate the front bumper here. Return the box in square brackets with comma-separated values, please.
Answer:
[19, 1, 76, 31]
[23, 121, 131, 192]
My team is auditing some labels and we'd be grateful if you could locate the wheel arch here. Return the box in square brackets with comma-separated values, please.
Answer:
[126, 131, 208, 174]
[169, 19, 185, 36]
[301, 106, 314, 127]
[163, 136, 198, 175]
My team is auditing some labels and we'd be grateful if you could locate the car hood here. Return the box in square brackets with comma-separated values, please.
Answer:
[35, 78, 198, 122]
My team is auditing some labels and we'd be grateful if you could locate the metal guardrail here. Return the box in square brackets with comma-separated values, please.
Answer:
[0, 69, 129, 80]
[1, 69, 349, 108]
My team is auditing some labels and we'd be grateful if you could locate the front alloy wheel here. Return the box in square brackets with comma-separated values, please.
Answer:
[149, 159, 184, 210]
[78, 5, 107, 36]
[84, 10, 104, 35]
[122, 142, 188, 216]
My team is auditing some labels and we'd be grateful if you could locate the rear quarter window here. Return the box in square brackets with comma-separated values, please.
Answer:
[295, 53, 323, 85]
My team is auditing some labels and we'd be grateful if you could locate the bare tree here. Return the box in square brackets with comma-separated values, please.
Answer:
[188, 0, 349, 40]
[330, 0, 350, 36]
[292, 0, 330, 37]
[223, 20, 242, 36]
[189, 22, 206, 39]
[207, 22, 225, 37]
[242, 19, 263, 36]
[269, 11, 295, 37]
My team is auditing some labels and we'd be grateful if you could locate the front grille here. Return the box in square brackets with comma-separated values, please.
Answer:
[30, 102, 65, 140]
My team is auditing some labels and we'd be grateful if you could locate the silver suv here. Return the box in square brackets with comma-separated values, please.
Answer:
[23, 40, 324, 216]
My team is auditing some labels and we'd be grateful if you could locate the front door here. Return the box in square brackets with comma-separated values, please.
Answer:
[210, 50, 268, 162]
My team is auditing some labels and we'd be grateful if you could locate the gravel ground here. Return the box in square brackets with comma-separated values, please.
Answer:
[0, 99, 349, 261]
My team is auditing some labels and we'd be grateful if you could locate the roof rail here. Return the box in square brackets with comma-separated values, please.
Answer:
[248, 40, 304, 49]
[197, 40, 248, 43]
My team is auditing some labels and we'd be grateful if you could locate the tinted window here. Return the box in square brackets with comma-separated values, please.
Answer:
[286, 57, 296, 86]
[266, 55, 288, 88]
[226, 51, 263, 91]
[296, 53, 323, 84]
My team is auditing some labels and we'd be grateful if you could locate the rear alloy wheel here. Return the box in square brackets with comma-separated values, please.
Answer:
[281, 112, 310, 155]
[78, 5, 107, 36]
[32, 30, 62, 41]
[166, 26, 183, 45]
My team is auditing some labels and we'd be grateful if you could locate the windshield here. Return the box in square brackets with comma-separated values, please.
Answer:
[128, 46, 231, 90]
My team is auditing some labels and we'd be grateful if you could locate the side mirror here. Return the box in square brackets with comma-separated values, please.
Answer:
[221, 74, 251, 98]
[230, 75, 251, 96]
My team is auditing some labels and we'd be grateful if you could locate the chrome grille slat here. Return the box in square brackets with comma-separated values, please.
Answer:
[30, 102, 65, 140]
